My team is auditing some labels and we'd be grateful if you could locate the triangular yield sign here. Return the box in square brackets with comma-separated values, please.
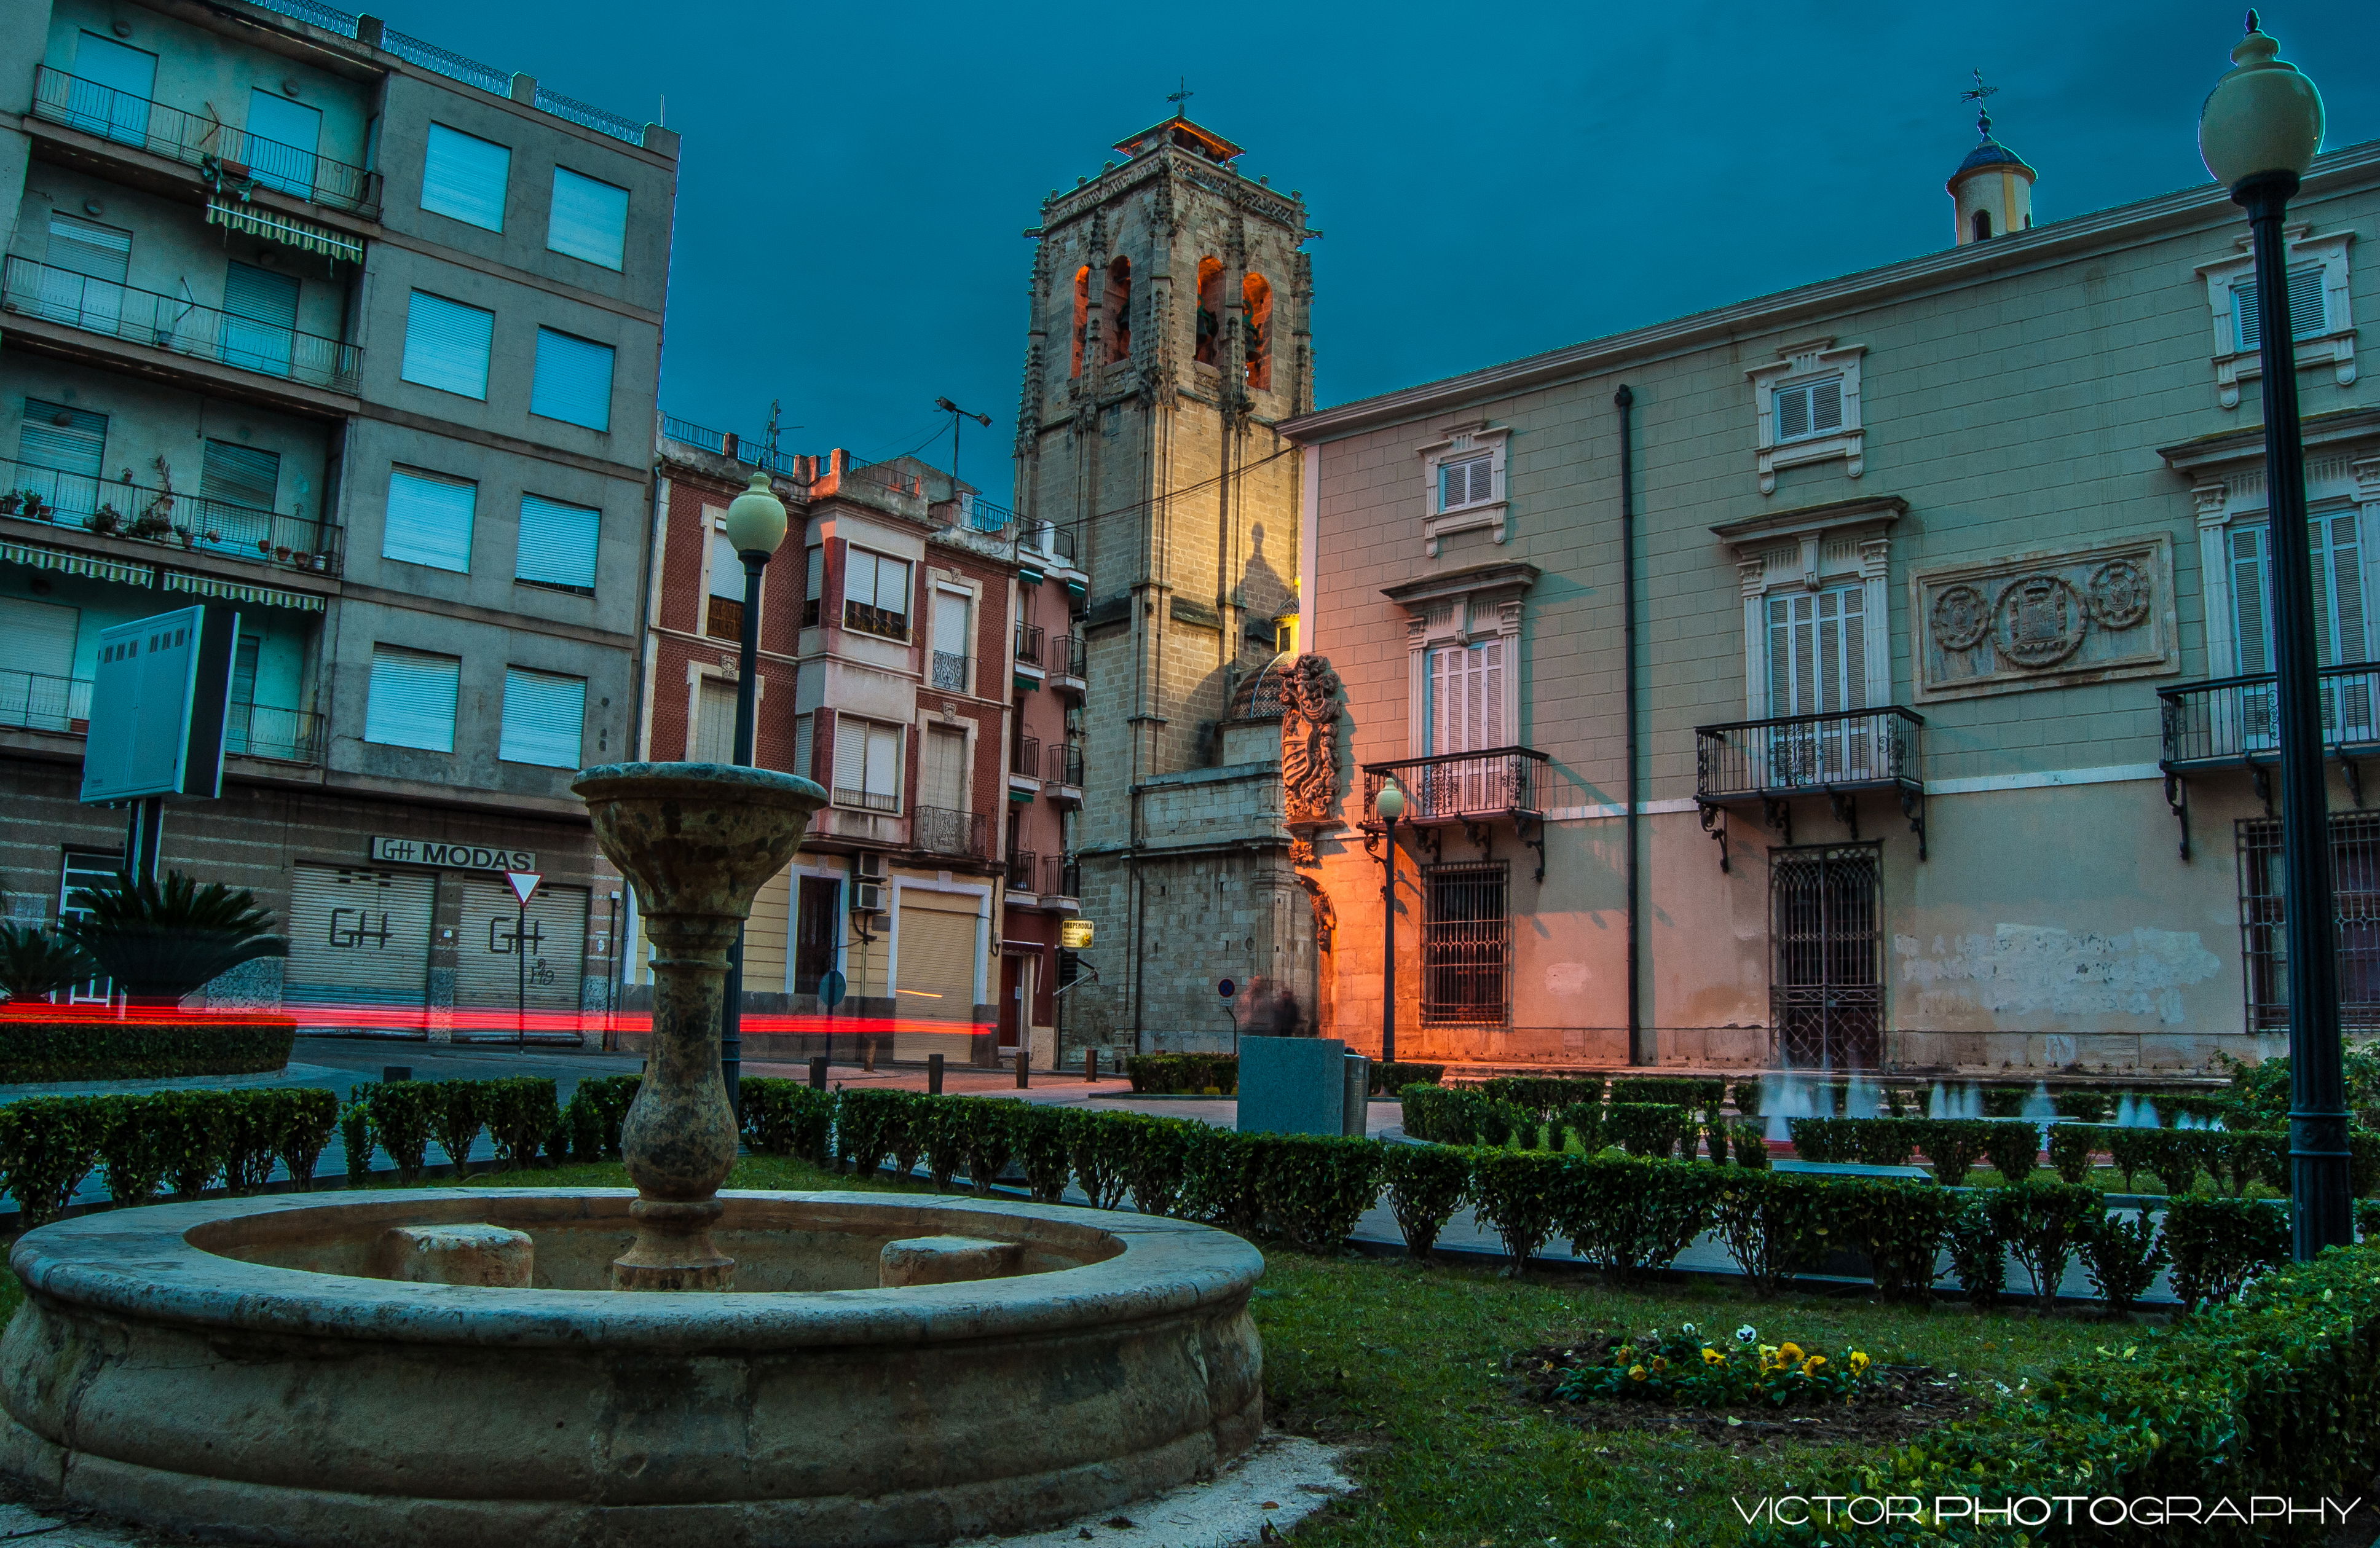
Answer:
[505, 870, 542, 906]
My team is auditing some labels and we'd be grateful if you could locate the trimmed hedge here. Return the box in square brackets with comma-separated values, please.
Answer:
[0, 1085, 338, 1225]
[1369, 1060, 1446, 1096]
[1123, 1053, 1239, 1094]
[0, 1016, 296, 1082]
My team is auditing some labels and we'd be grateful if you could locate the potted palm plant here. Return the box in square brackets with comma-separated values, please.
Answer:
[56, 873, 287, 1007]
[0, 923, 101, 1009]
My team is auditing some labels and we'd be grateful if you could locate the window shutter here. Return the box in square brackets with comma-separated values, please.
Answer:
[792, 712, 814, 781]
[806, 545, 823, 618]
[865, 723, 902, 804]
[200, 440, 280, 512]
[222, 261, 299, 377]
[2315, 513, 2366, 668]
[1810, 378, 1845, 433]
[45, 213, 132, 283]
[245, 90, 321, 198]
[832, 713, 867, 801]
[1766, 596, 1792, 717]
[877, 555, 911, 615]
[1838, 587, 1867, 709]
[695, 677, 737, 764]
[401, 291, 494, 399]
[845, 549, 876, 613]
[924, 725, 967, 809]
[383, 467, 476, 573]
[1438, 462, 1460, 513]
[18, 398, 107, 476]
[0, 596, 79, 680]
[498, 667, 585, 768]
[421, 123, 510, 231]
[932, 589, 971, 657]
[1478, 640, 1505, 748]
[69, 33, 155, 144]
[708, 530, 744, 599]
[548, 168, 629, 270]
[1473, 458, 1497, 505]
[1776, 385, 1809, 441]
[530, 328, 615, 431]
[364, 646, 460, 752]
[515, 493, 600, 590]
[2236, 266, 2328, 351]
[2231, 524, 2271, 674]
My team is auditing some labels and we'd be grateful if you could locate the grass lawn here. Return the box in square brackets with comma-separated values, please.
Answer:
[0, 1158, 2118, 1547]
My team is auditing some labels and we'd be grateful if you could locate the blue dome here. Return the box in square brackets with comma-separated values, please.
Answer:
[1955, 138, 2033, 178]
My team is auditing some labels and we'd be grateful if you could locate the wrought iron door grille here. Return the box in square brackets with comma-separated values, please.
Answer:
[1421, 862, 1510, 1026]
[2237, 814, 2380, 1032]
[1768, 843, 1882, 1069]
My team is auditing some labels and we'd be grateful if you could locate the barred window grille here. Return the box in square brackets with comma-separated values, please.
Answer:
[1769, 843, 1882, 1069]
[2237, 815, 2380, 1032]
[1420, 862, 1509, 1026]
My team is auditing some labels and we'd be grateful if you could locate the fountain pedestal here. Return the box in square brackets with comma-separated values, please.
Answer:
[572, 761, 827, 1291]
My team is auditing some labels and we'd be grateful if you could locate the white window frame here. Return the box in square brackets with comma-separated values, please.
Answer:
[1714, 500, 1898, 717]
[1745, 339, 1867, 495]
[1414, 420, 1511, 557]
[2192, 454, 2380, 679]
[2194, 226, 2357, 411]
[1382, 563, 1536, 759]
[831, 712, 905, 814]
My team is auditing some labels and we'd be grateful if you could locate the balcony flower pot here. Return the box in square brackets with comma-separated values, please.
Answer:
[256, 538, 274, 554]
[273, 546, 291, 562]
[0, 495, 20, 516]
[87, 508, 121, 536]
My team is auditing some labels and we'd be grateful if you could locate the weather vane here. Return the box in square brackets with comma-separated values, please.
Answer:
[1168, 77, 1193, 117]
[1960, 67, 1998, 140]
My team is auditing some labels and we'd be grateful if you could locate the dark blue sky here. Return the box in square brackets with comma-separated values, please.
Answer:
[390, 1, 2378, 488]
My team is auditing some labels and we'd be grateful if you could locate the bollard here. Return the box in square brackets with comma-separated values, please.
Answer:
[1015, 1048, 1030, 1089]
[862, 1039, 876, 1073]
[1084, 1047, 1100, 1083]
[927, 1053, 944, 1095]
[383, 1066, 412, 1083]
[808, 1056, 828, 1091]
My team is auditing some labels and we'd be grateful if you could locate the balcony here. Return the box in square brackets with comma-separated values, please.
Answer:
[1050, 632, 1087, 697]
[1046, 741, 1084, 804]
[2157, 662, 2380, 854]
[226, 702, 326, 765]
[929, 650, 969, 692]
[31, 68, 380, 216]
[1009, 735, 1041, 801]
[841, 600, 908, 642]
[3, 257, 361, 396]
[1361, 747, 1552, 879]
[0, 670, 90, 733]
[1013, 623, 1047, 690]
[1006, 849, 1038, 894]
[913, 805, 990, 861]
[1693, 706, 1926, 859]
[1042, 855, 1081, 908]
[1, 456, 340, 575]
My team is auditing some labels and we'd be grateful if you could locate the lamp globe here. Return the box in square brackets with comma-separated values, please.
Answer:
[2199, 12, 2324, 190]
[722, 471, 789, 558]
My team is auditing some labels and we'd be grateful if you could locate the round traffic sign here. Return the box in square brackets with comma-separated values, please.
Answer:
[1218, 978, 1236, 999]
[819, 968, 848, 1010]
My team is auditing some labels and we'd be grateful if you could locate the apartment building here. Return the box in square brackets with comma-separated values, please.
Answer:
[628, 420, 1086, 1066]
[1282, 123, 2380, 1077]
[0, 0, 675, 1035]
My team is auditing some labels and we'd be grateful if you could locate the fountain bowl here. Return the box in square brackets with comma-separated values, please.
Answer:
[0, 1189, 1264, 1547]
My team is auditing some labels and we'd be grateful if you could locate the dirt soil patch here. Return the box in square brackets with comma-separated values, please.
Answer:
[1508, 1335, 1985, 1450]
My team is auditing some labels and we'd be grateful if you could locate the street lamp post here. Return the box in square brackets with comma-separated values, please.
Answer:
[719, 471, 790, 1115]
[2200, 13, 2347, 1259]
[1376, 782, 1405, 1066]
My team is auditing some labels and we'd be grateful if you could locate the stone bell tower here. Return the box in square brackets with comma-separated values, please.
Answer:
[1013, 110, 1318, 1053]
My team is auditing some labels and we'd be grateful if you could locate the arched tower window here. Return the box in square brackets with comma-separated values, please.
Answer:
[1070, 265, 1090, 377]
[1104, 256, 1132, 364]
[1242, 272, 1273, 390]
[1194, 257, 1224, 366]
[1971, 208, 1993, 242]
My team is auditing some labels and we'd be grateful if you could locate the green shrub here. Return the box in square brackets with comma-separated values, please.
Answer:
[835, 1088, 901, 1178]
[2165, 1195, 2290, 1312]
[1560, 1100, 1605, 1155]
[920, 1098, 968, 1192]
[275, 1088, 337, 1189]
[341, 1101, 371, 1184]
[1709, 1167, 1832, 1296]
[1609, 1077, 1723, 1120]
[1116, 1113, 1193, 1217]
[481, 1077, 558, 1170]
[1482, 1075, 1602, 1124]
[1122, 1053, 1239, 1094]
[1063, 1110, 1131, 1209]
[957, 1098, 1020, 1195]
[1729, 1077, 1763, 1118]
[2079, 1208, 2167, 1314]
[1561, 1155, 1716, 1283]
[1783, 1115, 1846, 1163]
[570, 1075, 640, 1160]
[1379, 1143, 1469, 1257]
[2051, 1088, 2113, 1122]
[2140, 1125, 2220, 1196]
[2102, 1125, 2157, 1192]
[1851, 1179, 1952, 1300]
[1470, 1149, 1569, 1270]
[160, 1088, 230, 1198]
[1847, 1115, 1920, 1167]
[1944, 1196, 2006, 1308]
[0, 1017, 296, 1083]
[222, 1092, 281, 1193]
[2229, 1127, 2289, 1195]
[1604, 1101, 1691, 1160]
[2360, 1198, 2380, 1239]
[1985, 1178, 2100, 1310]
[887, 1091, 928, 1180]
[1398, 1084, 1458, 1144]
[1011, 1104, 1073, 1203]
[1727, 1119, 1769, 1168]
[1183, 1128, 1263, 1228]
[1917, 1118, 1988, 1185]
[2046, 1122, 2098, 1184]
[1256, 1136, 1382, 1252]
[740, 1081, 835, 1164]
[1471, 1097, 1513, 1148]
[1370, 1060, 1446, 1096]
[427, 1080, 484, 1174]
[1977, 1085, 2028, 1118]
[2157, 1091, 2230, 1126]
[95, 1095, 170, 1208]
[0, 1097, 101, 1227]
[1979, 1120, 2040, 1184]
[363, 1081, 435, 1184]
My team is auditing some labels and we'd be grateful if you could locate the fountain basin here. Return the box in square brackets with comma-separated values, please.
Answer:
[0, 1190, 1265, 1547]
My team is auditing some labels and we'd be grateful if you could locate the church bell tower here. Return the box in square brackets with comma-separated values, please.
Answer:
[1013, 108, 1317, 1051]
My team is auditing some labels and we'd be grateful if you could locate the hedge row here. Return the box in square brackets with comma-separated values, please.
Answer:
[1754, 1232, 2380, 1546]
[1403, 1085, 1751, 1165]
[1120, 1053, 1449, 1098]
[1732, 1077, 2231, 1126]
[1788, 1114, 2380, 1196]
[0, 1086, 336, 1226]
[0, 1018, 297, 1083]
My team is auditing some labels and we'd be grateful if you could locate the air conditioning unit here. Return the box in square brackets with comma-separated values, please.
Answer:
[856, 852, 886, 881]
[851, 881, 886, 914]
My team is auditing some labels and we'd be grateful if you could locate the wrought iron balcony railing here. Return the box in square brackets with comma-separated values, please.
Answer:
[1014, 623, 1044, 666]
[1006, 849, 1038, 891]
[1047, 741, 1084, 787]
[1, 455, 341, 574]
[655, 414, 805, 477]
[1053, 632, 1087, 681]
[1020, 521, 1078, 565]
[1695, 707, 1925, 801]
[0, 670, 90, 733]
[2159, 662, 2380, 769]
[32, 68, 380, 215]
[1012, 735, 1041, 779]
[225, 703, 326, 764]
[1361, 747, 1551, 825]
[929, 650, 969, 691]
[4, 258, 362, 395]
[1044, 857, 1081, 899]
[913, 805, 990, 860]
[841, 600, 908, 642]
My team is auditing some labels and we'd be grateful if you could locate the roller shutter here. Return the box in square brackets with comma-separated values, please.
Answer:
[892, 892, 980, 1063]
[401, 291, 494, 399]
[454, 877, 588, 1041]
[514, 492, 601, 590]
[420, 123, 510, 231]
[284, 865, 434, 1010]
[530, 328, 614, 431]
[548, 167, 628, 270]
[222, 261, 298, 377]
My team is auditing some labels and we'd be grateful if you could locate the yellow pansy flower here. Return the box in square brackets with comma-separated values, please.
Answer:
[1778, 1342, 1805, 1363]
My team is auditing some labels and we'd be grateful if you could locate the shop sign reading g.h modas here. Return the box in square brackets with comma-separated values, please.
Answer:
[369, 836, 537, 873]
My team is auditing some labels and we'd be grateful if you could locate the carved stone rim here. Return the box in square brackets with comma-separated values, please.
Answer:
[572, 761, 828, 812]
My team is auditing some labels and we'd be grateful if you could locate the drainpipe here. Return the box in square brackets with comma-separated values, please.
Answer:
[1617, 385, 1650, 1067]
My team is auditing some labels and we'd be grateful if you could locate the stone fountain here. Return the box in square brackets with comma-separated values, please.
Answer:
[0, 763, 1264, 1546]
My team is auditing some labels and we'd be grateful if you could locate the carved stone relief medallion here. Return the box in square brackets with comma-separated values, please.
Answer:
[1929, 584, 1992, 652]
[1911, 535, 2176, 701]
[1992, 575, 2088, 670]
[2086, 559, 2153, 631]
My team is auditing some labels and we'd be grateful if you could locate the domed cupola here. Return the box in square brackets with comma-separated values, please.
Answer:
[1948, 72, 2036, 246]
